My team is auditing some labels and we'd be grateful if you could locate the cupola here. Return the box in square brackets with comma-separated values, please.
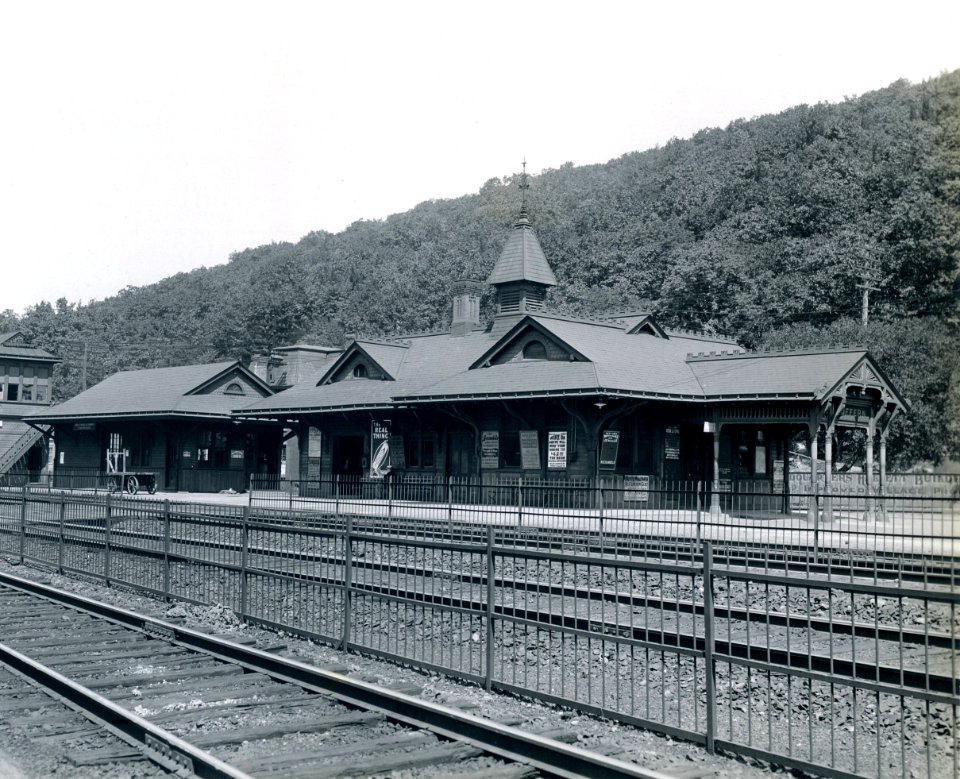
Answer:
[486, 165, 557, 316]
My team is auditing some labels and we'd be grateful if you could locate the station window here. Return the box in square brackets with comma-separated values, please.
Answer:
[501, 419, 522, 469]
[353, 364, 368, 379]
[735, 429, 768, 476]
[224, 382, 245, 395]
[404, 432, 436, 468]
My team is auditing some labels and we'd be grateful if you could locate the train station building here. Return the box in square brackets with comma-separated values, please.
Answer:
[28, 193, 908, 505]
[234, 201, 908, 510]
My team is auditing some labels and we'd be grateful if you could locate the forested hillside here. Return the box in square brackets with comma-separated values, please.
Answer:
[4, 72, 959, 466]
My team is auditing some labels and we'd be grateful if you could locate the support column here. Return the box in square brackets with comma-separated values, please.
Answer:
[710, 421, 723, 517]
[824, 432, 833, 523]
[807, 421, 819, 524]
[878, 430, 888, 522]
[865, 418, 876, 522]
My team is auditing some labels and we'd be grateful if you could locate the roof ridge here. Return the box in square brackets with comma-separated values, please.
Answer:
[686, 345, 865, 362]
[530, 311, 624, 330]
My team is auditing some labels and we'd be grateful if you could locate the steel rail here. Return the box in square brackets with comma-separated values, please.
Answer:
[0, 641, 251, 779]
[0, 570, 676, 779]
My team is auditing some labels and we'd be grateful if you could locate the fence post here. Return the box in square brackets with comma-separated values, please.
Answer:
[57, 492, 66, 574]
[597, 478, 605, 549]
[162, 500, 171, 601]
[703, 540, 716, 753]
[517, 476, 523, 527]
[447, 475, 453, 532]
[104, 492, 112, 586]
[388, 474, 393, 519]
[19, 484, 27, 563]
[485, 524, 495, 692]
[813, 494, 820, 563]
[335, 474, 340, 517]
[341, 515, 353, 650]
[696, 480, 703, 544]
[240, 504, 250, 619]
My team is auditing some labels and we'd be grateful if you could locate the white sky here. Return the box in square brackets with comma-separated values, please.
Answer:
[2, 0, 958, 315]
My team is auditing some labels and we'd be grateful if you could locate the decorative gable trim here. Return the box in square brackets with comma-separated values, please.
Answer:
[821, 354, 909, 409]
[626, 316, 667, 338]
[318, 342, 404, 385]
[469, 317, 590, 370]
[0, 331, 28, 347]
[189, 363, 275, 398]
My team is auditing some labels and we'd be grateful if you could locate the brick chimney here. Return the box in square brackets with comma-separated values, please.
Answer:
[451, 280, 483, 337]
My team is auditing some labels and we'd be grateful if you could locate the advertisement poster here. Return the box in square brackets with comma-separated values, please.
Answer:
[388, 435, 406, 469]
[599, 430, 620, 470]
[519, 430, 541, 470]
[664, 426, 680, 460]
[370, 421, 391, 478]
[623, 474, 650, 502]
[773, 460, 785, 492]
[547, 431, 567, 470]
[481, 431, 499, 470]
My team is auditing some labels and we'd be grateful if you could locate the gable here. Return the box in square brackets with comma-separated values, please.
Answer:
[329, 352, 390, 382]
[198, 370, 271, 399]
[626, 317, 667, 338]
[0, 332, 28, 347]
[470, 318, 590, 370]
[319, 341, 407, 385]
[827, 354, 908, 408]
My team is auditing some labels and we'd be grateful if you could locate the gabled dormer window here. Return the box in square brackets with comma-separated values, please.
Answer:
[353, 364, 368, 379]
[224, 382, 245, 396]
[523, 340, 547, 360]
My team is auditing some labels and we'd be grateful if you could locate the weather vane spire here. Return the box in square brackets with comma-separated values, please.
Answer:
[518, 157, 530, 222]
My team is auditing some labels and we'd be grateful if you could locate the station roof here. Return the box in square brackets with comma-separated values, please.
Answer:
[236, 312, 904, 418]
[30, 361, 274, 422]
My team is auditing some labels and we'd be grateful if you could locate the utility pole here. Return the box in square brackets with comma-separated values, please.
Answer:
[855, 275, 880, 326]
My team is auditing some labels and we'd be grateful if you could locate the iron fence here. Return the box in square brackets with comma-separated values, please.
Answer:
[0, 484, 956, 778]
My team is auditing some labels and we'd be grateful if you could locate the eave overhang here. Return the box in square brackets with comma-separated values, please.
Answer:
[30, 410, 238, 423]
[232, 401, 395, 419]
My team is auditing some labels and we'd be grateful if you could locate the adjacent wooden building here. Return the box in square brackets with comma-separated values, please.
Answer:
[31, 361, 282, 492]
[0, 331, 59, 479]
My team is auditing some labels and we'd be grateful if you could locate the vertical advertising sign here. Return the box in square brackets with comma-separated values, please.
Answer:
[519, 430, 541, 470]
[547, 431, 567, 470]
[481, 431, 499, 470]
[370, 421, 391, 478]
[599, 430, 620, 470]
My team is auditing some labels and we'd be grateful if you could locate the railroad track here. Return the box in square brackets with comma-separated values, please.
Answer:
[0, 571, 677, 779]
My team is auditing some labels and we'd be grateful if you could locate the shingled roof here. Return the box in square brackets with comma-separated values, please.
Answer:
[0, 331, 59, 362]
[30, 361, 273, 421]
[485, 212, 557, 288]
[237, 312, 900, 417]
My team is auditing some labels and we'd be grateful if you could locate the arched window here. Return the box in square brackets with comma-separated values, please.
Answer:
[224, 382, 245, 395]
[522, 340, 547, 360]
[353, 364, 368, 379]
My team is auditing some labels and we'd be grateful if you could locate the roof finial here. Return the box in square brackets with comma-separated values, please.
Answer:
[516, 158, 530, 225]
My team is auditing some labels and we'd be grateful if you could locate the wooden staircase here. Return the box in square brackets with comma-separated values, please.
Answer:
[0, 421, 45, 475]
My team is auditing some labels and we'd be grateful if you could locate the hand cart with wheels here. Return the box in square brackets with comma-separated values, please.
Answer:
[105, 435, 158, 495]
[108, 471, 158, 495]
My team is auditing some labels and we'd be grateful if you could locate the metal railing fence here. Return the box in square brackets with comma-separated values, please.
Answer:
[0, 485, 956, 779]
[250, 475, 960, 561]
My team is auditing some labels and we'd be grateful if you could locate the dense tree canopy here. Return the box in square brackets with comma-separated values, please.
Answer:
[11, 71, 960, 467]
